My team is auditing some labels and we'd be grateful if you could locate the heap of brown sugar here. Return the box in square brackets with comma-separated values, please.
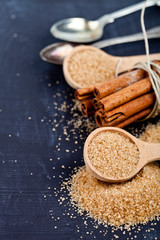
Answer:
[67, 122, 160, 229]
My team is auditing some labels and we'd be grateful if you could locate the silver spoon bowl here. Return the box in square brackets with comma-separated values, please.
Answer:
[40, 26, 160, 65]
[50, 0, 160, 43]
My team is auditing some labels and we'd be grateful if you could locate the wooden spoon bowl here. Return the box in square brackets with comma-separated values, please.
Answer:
[84, 127, 160, 183]
[63, 46, 160, 89]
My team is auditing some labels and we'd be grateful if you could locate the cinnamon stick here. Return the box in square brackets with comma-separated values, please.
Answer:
[95, 110, 106, 127]
[114, 108, 152, 128]
[81, 99, 95, 117]
[74, 86, 95, 100]
[93, 98, 99, 110]
[98, 77, 152, 112]
[75, 61, 160, 129]
[95, 107, 152, 128]
[103, 92, 155, 126]
[93, 69, 147, 99]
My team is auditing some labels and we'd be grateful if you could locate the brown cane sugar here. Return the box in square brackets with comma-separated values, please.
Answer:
[139, 122, 160, 143]
[65, 47, 116, 87]
[69, 163, 160, 228]
[87, 131, 139, 179]
[68, 122, 160, 228]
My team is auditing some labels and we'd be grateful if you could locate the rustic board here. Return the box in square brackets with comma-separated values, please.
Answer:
[0, 0, 160, 239]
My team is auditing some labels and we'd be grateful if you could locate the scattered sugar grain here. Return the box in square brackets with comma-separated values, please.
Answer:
[10, 14, 16, 19]
[13, 33, 18, 38]
[16, 73, 20, 77]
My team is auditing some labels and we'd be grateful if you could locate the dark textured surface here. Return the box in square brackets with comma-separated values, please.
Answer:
[0, 0, 160, 239]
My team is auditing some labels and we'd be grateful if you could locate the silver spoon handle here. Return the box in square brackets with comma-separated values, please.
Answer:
[98, 0, 160, 27]
[92, 26, 160, 49]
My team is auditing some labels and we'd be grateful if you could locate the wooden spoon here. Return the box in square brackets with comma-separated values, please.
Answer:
[83, 127, 160, 183]
[63, 46, 160, 89]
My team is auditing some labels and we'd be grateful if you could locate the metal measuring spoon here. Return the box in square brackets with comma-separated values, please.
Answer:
[84, 127, 160, 183]
[40, 26, 160, 65]
[50, 0, 160, 43]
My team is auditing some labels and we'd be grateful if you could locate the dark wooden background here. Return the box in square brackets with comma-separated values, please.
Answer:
[0, 0, 160, 239]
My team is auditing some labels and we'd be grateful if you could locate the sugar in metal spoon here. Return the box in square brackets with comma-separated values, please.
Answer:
[40, 26, 160, 65]
[84, 127, 160, 183]
[50, 0, 160, 43]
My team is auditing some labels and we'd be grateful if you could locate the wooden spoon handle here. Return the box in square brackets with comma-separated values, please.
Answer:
[139, 141, 160, 167]
[118, 53, 160, 73]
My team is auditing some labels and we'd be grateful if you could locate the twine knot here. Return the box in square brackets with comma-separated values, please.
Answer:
[134, 60, 160, 119]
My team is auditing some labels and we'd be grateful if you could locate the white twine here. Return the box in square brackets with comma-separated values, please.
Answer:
[115, 0, 160, 118]
[134, 0, 160, 118]
[115, 58, 122, 77]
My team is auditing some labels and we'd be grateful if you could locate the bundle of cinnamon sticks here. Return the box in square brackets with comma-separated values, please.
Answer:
[74, 63, 159, 128]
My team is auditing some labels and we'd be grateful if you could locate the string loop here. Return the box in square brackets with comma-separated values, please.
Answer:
[134, 0, 160, 118]
[115, 0, 160, 119]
